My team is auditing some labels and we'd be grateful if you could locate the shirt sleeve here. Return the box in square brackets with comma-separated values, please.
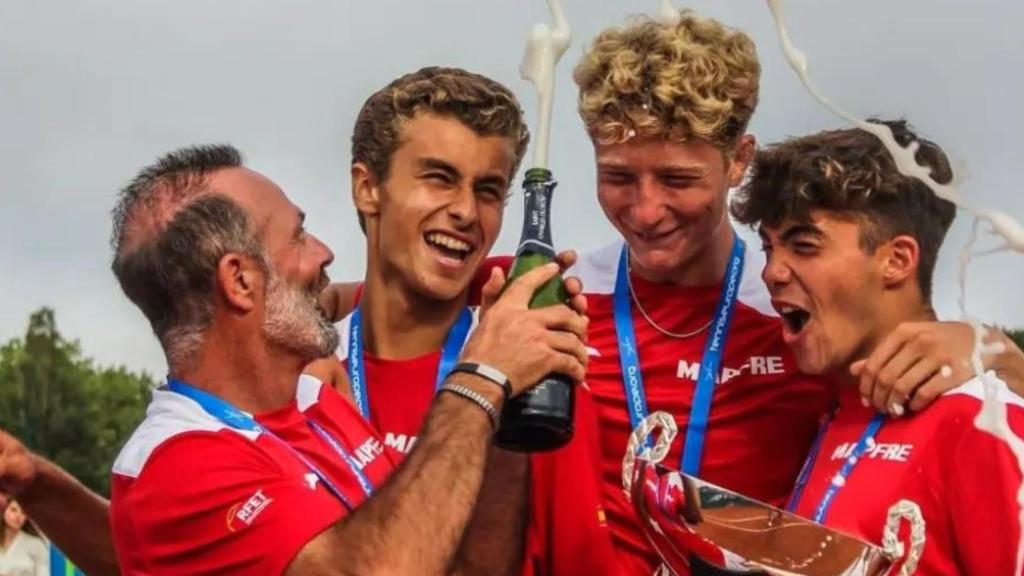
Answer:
[111, 431, 346, 576]
[948, 405, 1024, 575]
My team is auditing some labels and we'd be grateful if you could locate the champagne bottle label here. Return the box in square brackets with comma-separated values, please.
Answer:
[515, 177, 556, 258]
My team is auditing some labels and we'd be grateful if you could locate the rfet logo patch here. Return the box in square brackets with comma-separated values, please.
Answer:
[227, 489, 273, 532]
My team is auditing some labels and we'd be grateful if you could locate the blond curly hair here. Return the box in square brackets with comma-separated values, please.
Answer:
[352, 67, 529, 181]
[574, 11, 760, 150]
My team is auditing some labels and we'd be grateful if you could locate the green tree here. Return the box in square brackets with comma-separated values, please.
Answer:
[0, 308, 152, 496]
[1009, 329, 1024, 352]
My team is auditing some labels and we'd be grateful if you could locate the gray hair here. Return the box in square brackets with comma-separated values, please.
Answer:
[110, 145, 261, 369]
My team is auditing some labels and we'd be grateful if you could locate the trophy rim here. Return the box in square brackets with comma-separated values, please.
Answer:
[629, 457, 895, 576]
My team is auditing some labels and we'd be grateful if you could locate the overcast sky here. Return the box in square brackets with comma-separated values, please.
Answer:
[2, 0, 1021, 377]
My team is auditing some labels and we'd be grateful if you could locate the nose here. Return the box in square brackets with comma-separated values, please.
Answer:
[311, 233, 334, 269]
[629, 177, 667, 230]
[761, 250, 792, 292]
[447, 184, 478, 228]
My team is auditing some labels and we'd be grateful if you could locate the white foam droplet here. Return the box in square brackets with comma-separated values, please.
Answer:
[655, 0, 681, 26]
[980, 209, 1024, 253]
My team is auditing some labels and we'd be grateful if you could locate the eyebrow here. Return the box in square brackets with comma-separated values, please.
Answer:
[596, 161, 708, 176]
[475, 172, 509, 190]
[293, 210, 306, 237]
[418, 157, 460, 179]
[653, 165, 708, 177]
[779, 223, 824, 242]
[758, 223, 824, 243]
[419, 157, 509, 190]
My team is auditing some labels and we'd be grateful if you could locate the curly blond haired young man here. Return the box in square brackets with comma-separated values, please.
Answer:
[526, 15, 827, 575]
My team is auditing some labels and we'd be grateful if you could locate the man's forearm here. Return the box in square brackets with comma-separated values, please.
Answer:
[452, 449, 529, 576]
[20, 457, 119, 576]
[321, 374, 500, 575]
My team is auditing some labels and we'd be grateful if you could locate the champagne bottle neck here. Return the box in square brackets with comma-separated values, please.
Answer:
[516, 174, 556, 258]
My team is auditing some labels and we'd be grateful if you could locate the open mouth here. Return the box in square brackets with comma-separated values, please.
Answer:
[779, 304, 811, 336]
[425, 231, 474, 262]
[309, 274, 331, 319]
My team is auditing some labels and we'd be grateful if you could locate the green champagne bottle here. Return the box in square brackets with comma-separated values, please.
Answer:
[493, 167, 575, 452]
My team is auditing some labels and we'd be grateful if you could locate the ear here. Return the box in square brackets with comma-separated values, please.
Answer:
[216, 252, 262, 312]
[351, 162, 381, 225]
[727, 134, 757, 188]
[881, 234, 920, 289]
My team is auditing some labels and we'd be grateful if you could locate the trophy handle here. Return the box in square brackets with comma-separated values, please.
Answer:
[622, 411, 678, 499]
[881, 499, 926, 575]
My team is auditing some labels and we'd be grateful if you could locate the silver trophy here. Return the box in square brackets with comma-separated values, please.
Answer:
[622, 412, 926, 576]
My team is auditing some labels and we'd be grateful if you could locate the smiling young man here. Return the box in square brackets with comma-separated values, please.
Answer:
[322, 67, 529, 457]
[733, 120, 1024, 574]
[549, 14, 831, 574]
[318, 68, 541, 573]
[311, 67, 614, 575]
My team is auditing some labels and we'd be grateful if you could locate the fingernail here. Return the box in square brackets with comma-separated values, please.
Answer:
[890, 403, 905, 417]
[861, 396, 870, 408]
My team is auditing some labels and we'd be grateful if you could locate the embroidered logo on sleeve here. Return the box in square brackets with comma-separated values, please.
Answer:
[227, 489, 274, 532]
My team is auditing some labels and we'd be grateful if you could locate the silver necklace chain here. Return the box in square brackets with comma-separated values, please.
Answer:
[626, 258, 713, 339]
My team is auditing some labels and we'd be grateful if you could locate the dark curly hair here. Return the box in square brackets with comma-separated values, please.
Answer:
[731, 120, 956, 301]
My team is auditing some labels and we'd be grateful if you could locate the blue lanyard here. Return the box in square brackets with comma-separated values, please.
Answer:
[788, 410, 886, 522]
[347, 306, 473, 420]
[166, 379, 374, 509]
[613, 235, 745, 475]
[785, 408, 834, 512]
[307, 420, 374, 498]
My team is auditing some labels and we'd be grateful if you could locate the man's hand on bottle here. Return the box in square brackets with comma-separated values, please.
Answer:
[465, 251, 588, 397]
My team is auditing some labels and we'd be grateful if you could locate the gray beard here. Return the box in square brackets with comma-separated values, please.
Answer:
[262, 270, 339, 363]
